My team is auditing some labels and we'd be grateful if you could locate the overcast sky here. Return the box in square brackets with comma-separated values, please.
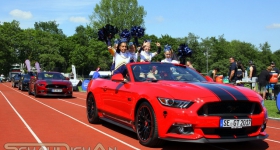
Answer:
[1, 0, 279, 51]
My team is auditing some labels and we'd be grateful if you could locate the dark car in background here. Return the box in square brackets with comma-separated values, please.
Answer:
[11, 73, 22, 88]
[18, 72, 35, 91]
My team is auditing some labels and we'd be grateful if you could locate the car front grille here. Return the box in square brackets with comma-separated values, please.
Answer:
[197, 101, 262, 116]
[202, 126, 259, 137]
[46, 85, 67, 88]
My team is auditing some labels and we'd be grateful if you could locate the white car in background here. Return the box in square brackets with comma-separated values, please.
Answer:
[61, 65, 82, 91]
[0, 74, 6, 82]
[70, 65, 82, 91]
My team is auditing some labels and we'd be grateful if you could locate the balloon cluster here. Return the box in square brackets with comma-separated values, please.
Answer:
[97, 24, 145, 46]
[130, 26, 145, 38]
[119, 29, 131, 43]
[97, 24, 119, 42]
[177, 44, 193, 65]
[177, 44, 192, 58]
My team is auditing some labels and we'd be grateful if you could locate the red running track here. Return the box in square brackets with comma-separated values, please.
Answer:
[1, 82, 280, 150]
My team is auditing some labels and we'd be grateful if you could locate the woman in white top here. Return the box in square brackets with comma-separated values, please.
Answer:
[108, 39, 131, 76]
[161, 45, 179, 64]
[128, 42, 139, 63]
[140, 40, 161, 62]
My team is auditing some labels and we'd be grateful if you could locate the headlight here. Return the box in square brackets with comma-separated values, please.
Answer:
[157, 97, 194, 109]
[37, 83, 45, 86]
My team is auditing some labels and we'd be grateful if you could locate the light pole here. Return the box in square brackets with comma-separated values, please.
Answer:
[206, 47, 209, 74]
[204, 47, 209, 74]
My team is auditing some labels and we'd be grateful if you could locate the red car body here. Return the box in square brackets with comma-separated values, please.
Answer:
[28, 72, 73, 97]
[86, 62, 268, 147]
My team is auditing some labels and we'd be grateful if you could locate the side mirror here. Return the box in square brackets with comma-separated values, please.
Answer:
[205, 75, 214, 82]
[111, 73, 125, 82]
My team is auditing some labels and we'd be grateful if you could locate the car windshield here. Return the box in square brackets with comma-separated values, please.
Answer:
[14, 74, 21, 79]
[130, 63, 206, 82]
[24, 74, 31, 79]
[38, 73, 65, 80]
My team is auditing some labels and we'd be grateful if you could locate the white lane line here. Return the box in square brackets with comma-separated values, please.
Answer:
[267, 126, 280, 130]
[0, 91, 47, 150]
[265, 139, 280, 143]
[2, 84, 140, 150]
[57, 98, 86, 108]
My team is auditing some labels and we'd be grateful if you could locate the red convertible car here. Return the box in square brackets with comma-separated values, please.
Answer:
[28, 72, 73, 98]
[86, 62, 268, 147]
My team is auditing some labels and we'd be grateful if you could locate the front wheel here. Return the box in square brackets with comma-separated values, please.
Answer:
[28, 88, 32, 95]
[86, 93, 100, 124]
[135, 102, 163, 147]
[34, 86, 38, 98]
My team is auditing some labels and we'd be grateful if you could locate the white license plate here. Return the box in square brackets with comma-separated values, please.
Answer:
[220, 119, 251, 128]
[52, 89, 62, 92]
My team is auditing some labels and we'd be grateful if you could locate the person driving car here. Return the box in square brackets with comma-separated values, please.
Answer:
[133, 66, 146, 81]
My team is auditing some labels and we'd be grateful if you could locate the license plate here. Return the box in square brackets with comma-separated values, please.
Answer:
[220, 119, 251, 128]
[52, 89, 62, 92]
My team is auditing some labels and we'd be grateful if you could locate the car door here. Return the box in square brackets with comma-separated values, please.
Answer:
[103, 79, 134, 122]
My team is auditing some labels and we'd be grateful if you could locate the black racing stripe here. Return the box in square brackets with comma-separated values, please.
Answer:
[195, 83, 235, 100]
[212, 84, 249, 101]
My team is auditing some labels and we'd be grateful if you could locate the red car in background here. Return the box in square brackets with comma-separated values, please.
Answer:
[28, 72, 73, 98]
[86, 62, 268, 147]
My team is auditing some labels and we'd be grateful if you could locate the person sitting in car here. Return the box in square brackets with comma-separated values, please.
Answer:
[133, 66, 146, 81]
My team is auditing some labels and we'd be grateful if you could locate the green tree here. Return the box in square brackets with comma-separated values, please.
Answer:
[34, 21, 64, 35]
[0, 20, 22, 75]
[89, 0, 147, 31]
[33, 21, 67, 71]
[258, 42, 273, 69]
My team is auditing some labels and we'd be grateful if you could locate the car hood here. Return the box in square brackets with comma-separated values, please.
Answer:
[150, 81, 259, 101]
[39, 79, 71, 84]
[23, 79, 30, 82]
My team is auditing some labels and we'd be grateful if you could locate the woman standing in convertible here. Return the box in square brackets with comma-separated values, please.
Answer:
[161, 44, 179, 64]
[108, 39, 131, 76]
[140, 40, 161, 62]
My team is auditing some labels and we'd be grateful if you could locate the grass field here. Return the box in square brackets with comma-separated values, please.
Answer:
[264, 100, 280, 118]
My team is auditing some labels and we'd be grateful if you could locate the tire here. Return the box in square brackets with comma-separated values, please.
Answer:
[135, 102, 163, 147]
[86, 93, 100, 124]
[12, 82, 14, 87]
[28, 88, 32, 95]
[34, 86, 38, 98]
[18, 84, 21, 90]
[73, 86, 78, 91]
